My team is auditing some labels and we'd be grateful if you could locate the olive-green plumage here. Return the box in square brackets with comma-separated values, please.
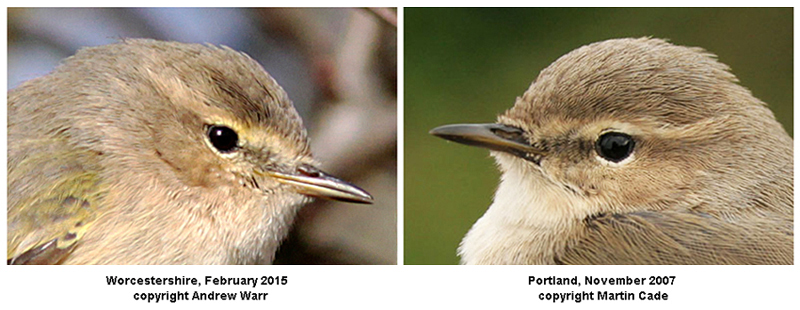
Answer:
[8, 39, 371, 265]
[431, 38, 792, 265]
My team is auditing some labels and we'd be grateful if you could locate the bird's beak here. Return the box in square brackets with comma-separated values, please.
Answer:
[258, 164, 373, 204]
[429, 123, 545, 163]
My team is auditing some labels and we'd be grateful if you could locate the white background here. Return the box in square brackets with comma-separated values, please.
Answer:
[2, 266, 797, 308]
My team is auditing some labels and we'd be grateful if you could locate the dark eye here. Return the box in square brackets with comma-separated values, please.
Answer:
[207, 125, 239, 153]
[596, 132, 634, 163]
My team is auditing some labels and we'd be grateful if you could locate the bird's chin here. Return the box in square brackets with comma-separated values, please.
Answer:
[460, 151, 591, 265]
[249, 187, 310, 216]
[491, 151, 545, 178]
[294, 194, 314, 207]
[269, 189, 314, 210]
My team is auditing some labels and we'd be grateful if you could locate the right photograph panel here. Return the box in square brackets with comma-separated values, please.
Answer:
[404, 7, 793, 265]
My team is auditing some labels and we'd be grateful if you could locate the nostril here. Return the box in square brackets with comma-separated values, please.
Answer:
[490, 124, 528, 145]
[297, 164, 322, 178]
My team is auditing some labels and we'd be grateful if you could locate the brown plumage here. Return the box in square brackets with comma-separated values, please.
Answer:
[430, 37, 792, 264]
[8, 39, 372, 265]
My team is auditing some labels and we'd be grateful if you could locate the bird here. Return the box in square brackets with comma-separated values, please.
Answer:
[7, 39, 373, 265]
[430, 37, 792, 265]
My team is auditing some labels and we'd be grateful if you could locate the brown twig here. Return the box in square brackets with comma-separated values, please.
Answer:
[363, 7, 397, 28]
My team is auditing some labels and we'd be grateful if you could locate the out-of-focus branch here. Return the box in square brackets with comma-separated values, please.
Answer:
[364, 8, 397, 28]
[278, 8, 397, 265]
[312, 9, 397, 179]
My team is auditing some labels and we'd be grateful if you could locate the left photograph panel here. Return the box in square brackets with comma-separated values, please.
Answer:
[7, 7, 397, 265]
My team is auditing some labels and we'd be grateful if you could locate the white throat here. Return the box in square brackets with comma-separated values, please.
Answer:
[458, 154, 588, 264]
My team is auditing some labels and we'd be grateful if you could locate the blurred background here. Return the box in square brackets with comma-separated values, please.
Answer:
[8, 7, 397, 264]
[404, 8, 792, 264]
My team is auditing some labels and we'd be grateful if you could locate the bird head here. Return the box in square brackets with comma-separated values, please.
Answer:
[431, 38, 790, 221]
[77, 39, 372, 207]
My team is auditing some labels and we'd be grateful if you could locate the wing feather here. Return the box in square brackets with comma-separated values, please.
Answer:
[557, 210, 792, 265]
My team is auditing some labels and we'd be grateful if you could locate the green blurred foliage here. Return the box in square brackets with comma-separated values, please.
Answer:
[404, 8, 793, 265]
